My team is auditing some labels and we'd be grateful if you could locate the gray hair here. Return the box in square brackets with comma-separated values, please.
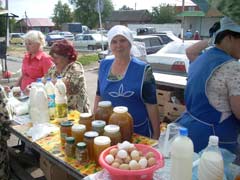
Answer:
[24, 30, 46, 47]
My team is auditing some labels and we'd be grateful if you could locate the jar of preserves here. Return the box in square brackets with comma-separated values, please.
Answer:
[72, 124, 86, 145]
[94, 101, 113, 124]
[79, 113, 93, 131]
[65, 136, 75, 158]
[60, 121, 73, 146]
[94, 136, 111, 166]
[91, 120, 106, 135]
[83, 131, 99, 161]
[75, 142, 88, 164]
[109, 106, 133, 142]
[103, 124, 121, 145]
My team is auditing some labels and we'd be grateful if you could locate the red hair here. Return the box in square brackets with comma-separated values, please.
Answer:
[50, 39, 77, 62]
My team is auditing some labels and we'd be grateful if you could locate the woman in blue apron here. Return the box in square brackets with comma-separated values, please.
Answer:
[94, 25, 160, 139]
[177, 17, 240, 153]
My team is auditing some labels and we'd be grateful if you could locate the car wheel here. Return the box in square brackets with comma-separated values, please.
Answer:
[88, 45, 94, 50]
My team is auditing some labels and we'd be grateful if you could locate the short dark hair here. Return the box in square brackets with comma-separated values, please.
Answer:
[215, 30, 240, 44]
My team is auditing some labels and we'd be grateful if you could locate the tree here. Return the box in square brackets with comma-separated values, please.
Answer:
[151, 4, 176, 24]
[69, 0, 114, 29]
[119, 5, 133, 11]
[52, 0, 73, 29]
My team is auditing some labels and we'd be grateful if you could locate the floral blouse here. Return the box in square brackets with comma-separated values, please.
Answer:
[45, 62, 91, 113]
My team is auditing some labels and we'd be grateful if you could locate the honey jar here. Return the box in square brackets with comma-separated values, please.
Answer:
[83, 131, 99, 161]
[71, 124, 86, 145]
[75, 142, 89, 164]
[65, 136, 75, 158]
[94, 136, 111, 165]
[94, 101, 113, 124]
[91, 120, 106, 135]
[60, 121, 73, 146]
[103, 124, 121, 145]
[109, 106, 133, 142]
[79, 113, 93, 131]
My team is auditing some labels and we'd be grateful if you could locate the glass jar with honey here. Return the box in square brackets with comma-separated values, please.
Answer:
[91, 120, 106, 135]
[103, 124, 121, 145]
[75, 142, 88, 164]
[83, 131, 99, 161]
[65, 136, 75, 158]
[60, 121, 73, 146]
[79, 113, 93, 131]
[109, 106, 133, 142]
[72, 124, 86, 145]
[94, 101, 113, 124]
[94, 136, 111, 166]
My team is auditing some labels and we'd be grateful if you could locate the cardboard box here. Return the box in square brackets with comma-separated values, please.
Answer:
[164, 102, 185, 121]
[40, 156, 76, 180]
[156, 89, 172, 105]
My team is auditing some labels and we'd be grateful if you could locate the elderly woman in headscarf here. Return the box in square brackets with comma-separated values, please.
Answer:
[44, 39, 90, 113]
[94, 25, 160, 139]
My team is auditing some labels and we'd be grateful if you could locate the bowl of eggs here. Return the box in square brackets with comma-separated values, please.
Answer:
[99, 141, 164, 180]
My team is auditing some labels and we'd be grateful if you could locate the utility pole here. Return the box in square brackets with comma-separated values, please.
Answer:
[181, 0, 185, 41]
[97, 0, 104, 50]
[6, 0, 9, 47]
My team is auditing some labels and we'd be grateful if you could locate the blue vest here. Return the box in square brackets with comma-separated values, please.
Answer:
[98, 57, 153, 137]
[177, 47, 240, 153]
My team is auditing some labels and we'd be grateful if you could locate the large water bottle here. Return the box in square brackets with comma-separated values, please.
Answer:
[45, 77, 56, 120]
[55, 76, 68, 123]
[170, 127, 194, 180]
[198, 136, 224, 180]
[29, 82, 38, 125]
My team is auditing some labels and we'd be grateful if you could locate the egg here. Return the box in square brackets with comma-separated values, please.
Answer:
[146, 151, 155, 159]
[114, 157, 123, 164]
[117, 149, 128, 159]
[130, 150, 140, 158]
[124, 155, 131, 164]
[119, 163, 130, 170]
[147, 157, 156, 167]
[109, 148, 118, 156]
[105, 154, 114, 164]
[111, 162, 120, 168]
[139, 157, 148, 169]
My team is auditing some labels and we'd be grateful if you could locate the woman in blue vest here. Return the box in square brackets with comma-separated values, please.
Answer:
[94, 25, 160, 139]
[177, 17, 240, 153]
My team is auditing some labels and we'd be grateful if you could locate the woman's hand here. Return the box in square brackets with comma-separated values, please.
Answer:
[23, 85, 31, 96]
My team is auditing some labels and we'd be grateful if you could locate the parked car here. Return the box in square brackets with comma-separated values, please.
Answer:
[45, 34, 64, 46]
[73, 33, 108, 50]
[133, 35, 164, 55]
[9, 33, 24, 45]
[59, 31, 74, 41]
[152, 31, 181, 44]
[146, 40, 200, 76]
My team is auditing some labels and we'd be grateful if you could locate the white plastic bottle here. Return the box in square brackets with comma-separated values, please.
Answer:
[198, 136, 224, 180]
[45, 77, 56, 120]
[55, 76, 68, 123]
[29, 82, 38, 125]
[170, 127, 194, 180]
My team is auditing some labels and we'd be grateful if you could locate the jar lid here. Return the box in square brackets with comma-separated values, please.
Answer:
[92, 120, 106, 127]
[72, 124, 86, 131]
[113, 106, 128, 113]
[12, 86, 21, 92]
[80, 113, 92, 118]
[60, 121, 73, 127]
[94, 136, 111, 145]
[65, 137, 75, 144]
[76, 142, 87, 149]
[98, 101, 112, 107]
[84, 131, 99, 138]
[104, 124, 120, 133]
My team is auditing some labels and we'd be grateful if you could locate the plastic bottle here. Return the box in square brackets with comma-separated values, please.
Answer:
[55, 76, 68, 123]
[29, 82, 38, 125]
[45, 77, 56, 120]
[170, 127, 193, 180]
[198, 136, 224, 180]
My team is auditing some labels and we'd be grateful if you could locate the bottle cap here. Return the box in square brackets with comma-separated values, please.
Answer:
[104, 124, 120, 133]
[72, 124, 86, 132]
[36, 78, 42, 82]
[46, 77, 51, 81]
[98, 101, 112, 107]
[65, 137, 75, 144]
[94, 136, 111, 145]
[92, 120, 106, 127]
[113, 106, 128, 113]
[209, 135, 219, 146]
[80, 113, 92, 118]
[57, 76, 62, 79]
[179, 127, 188, 136]
[84, 131, 99, 138]
[60, 121, 73, 127]
[76, 142, 87, 149]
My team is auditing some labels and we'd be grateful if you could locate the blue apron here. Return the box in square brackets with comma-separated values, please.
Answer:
[177, 47, 240, 153]
[98, 57, 153, 137]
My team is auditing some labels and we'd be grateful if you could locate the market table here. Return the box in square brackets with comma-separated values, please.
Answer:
[9, 120, 158, 179]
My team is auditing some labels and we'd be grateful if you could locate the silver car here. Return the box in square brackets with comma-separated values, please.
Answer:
[146, 40, 200, 76]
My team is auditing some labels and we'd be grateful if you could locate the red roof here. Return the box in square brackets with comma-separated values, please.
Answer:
[22, 18, 55, 27]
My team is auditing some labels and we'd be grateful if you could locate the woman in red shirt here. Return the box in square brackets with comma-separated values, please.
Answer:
[15, 30, 53, 93]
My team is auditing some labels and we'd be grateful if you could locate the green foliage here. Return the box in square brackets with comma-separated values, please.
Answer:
[151, 4, 177, 24]
[77, 53, 98, 65]
[52, 0, 73, 29]
[119, 5, 133, 11]
[70, 0, 114, 29]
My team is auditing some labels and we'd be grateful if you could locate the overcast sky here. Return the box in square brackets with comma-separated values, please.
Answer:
[5, 0, 195, 19]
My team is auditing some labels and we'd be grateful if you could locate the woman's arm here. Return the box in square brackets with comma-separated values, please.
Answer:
[229, 96, 240, 120]
[186, 39, 209, 62]
[93, 95, 101, 114]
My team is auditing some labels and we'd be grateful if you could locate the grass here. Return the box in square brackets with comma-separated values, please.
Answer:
[77, 53, 99, 66]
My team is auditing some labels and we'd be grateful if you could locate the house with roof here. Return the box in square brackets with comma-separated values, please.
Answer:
[105, 10, 152, 30]
[16, 18, 55, 34]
